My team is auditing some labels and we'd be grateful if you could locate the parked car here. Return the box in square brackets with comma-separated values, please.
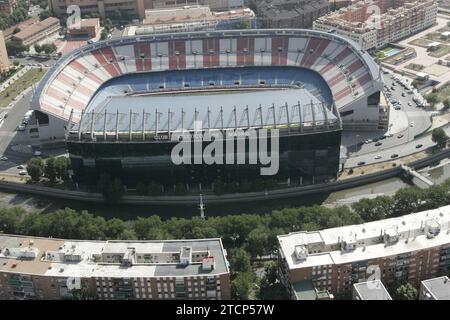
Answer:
[0, 156, 8, 161]
[33, 150, 42, 156]
[391, 154, 399, 159]
[357, 161, 366, 166]
[416, 144, 423, 149]
[374, 155, 382, 160]
[19, 170, 27, 176]
[17, 165, 25, 169]
[17, 125, 26, 131]
[375, 142, 382, 146]
[397, 134, 404, 139]
[410, 121, 415, 127]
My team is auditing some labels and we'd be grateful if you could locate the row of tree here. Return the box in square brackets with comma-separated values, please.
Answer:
[26, 156, 71, 183]
[0, 178, 448, 299]
[34, 43, 57, 55]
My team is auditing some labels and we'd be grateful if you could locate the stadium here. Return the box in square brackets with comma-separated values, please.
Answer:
[29, 29, 383, 187]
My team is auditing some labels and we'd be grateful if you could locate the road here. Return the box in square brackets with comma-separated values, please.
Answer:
[342, 71, 435, 167]
[0, 90, 35, 175]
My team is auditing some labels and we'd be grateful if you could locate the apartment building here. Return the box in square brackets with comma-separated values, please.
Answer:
[0, 235, 230, 300]
[250, 0, 330, 29]
[352, 280, 392, 300]
[11, 17, 61, 47]
[313, 0, 438, 50]
[419, 276, 450, 300]
[277, 205, 450, 300]
[49, 0, 242, 20]
[0, 0, 16, 14]
[135, 5, 255, 35]
[0, 31, 10, 72]
[68, 18, 101, 39]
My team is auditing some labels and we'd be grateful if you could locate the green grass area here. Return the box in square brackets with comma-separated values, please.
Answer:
[409, 38, 433, 48]
[436, 82, 450, 102]
[0, 68, 46, 108]
[429, 44, 450, 58]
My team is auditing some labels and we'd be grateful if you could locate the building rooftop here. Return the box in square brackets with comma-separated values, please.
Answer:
[278, 205, 450, 270]
[353, 280, 392, 300]
[13, 17, 60, 41]
[421, 276, 450, 300]
[0, 235, 229, 278]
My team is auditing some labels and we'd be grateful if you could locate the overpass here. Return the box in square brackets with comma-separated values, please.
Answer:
[400, 164, 434, 188]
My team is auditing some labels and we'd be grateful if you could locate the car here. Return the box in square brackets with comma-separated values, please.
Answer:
[33, 150, 42, 156]
[364, 139, 372, 144]
[397, 134, 404, 139]
[416, 144, 423, 149]
[385, 133, 394, 138]
[357, 161, 366, 166]
[357, 141, 364, 146]
[410, 121, 415, 127]
[0, 156, 7, 161]
[373, 138, 379, 142]
[408, 102, 412, 106]
[374, 155, 382, 160]
[17, 165, 24, 169]
[390, 86, 395, 90]
[375, 142, 382, 146]
[391, 154, 399, 159]
[401, 92, 406, 97]
[18, 170, 27, 176]
[379, 136, 386, 140]
[394, 106, 401, 110]
[17, 125, 25, 131]
[3, 113, 7, 118]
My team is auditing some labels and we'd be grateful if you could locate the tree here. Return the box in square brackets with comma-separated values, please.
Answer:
[39, 10, 51, 21]
[44, 156, 58, 183]
[6, 41, 28, 56]
[97, 173, 124, 202]
[13, 60, 19, 67]
[352, 196, 395, 221]
[34, 44, 42, 54]
[246, 227, 269, 258]
[392, 282, 418, 300]
[147, 181, 162, 196]
[231, 272, 254, 300]
[229, 248, 251, 274]
[26, 157, 44, 181]
[425, 92, 439, 106]
[136, 182, 147, 195]
[54, 157, 70, 181]
[431, 127, 449, 148]
[174, 182, 187, 195]
[13, 27, 20, 34]
[442, 98, 450, 110]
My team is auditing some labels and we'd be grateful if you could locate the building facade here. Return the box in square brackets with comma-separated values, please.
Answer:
[134, 5, 255, 35]
[68, 18, 101, 39]
[313, 0, 438, 50]
[0, 235, 230, 300]
[277, 205, 450, 299]
[49, 0, 243, 20]
[11, 17, 61, 47]
[0, 31, 10, 72]
[251, 0, 330, 29]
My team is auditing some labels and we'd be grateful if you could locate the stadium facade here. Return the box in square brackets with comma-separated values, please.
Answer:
[29, 29, 383, 187]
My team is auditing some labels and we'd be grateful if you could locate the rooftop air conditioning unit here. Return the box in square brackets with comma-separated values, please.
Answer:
[294, 245, 308, 261]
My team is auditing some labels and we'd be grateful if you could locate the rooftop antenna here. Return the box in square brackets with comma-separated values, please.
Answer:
[199, 194, 205, 220]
